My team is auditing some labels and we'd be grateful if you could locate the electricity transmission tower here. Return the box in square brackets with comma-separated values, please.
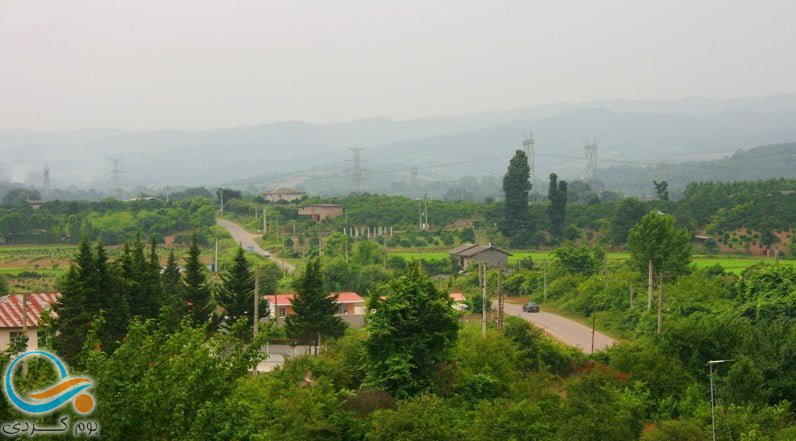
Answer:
[522, 131, 537, 191]
[109, 158, 123, 198]
[410, 166, 419, 197]
[42, 164, 51, 199]
[346, 148, 366, 193]
[584, 139, 598, 181]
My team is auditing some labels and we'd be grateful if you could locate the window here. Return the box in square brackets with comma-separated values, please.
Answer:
[338, 304, 347, 315]
[10, 331, 27, 349]
[277, 307, 286, 317]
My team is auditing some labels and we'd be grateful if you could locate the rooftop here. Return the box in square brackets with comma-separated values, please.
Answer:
[450, 243, 512, 257]
[0, 292, 60, 328]
[265, 292, 364, 306]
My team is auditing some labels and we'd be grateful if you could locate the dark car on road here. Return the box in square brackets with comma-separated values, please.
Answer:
[522, 302, 540, 313]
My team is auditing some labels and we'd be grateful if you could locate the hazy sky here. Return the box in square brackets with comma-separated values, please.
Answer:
[2, 0, 795, 130]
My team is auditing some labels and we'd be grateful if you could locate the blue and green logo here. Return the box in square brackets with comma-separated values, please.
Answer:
[4, 351, 94, 415]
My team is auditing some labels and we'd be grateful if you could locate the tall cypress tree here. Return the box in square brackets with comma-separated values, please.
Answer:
[547, 173, 568, 240]
[218, 247, 268, 334]
[286, 258, 344, 350]
[501, 150, 533, 246]
[183, 233, 212, 326]
[160, 248, 185, 329]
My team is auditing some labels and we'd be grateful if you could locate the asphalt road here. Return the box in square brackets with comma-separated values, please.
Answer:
[216, 218, 296, 273]
[502, 302, 616, 352]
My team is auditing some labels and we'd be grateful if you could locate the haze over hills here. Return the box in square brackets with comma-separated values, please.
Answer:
[2, 94, 796, 194]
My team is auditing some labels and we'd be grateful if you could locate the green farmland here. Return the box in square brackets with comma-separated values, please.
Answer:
[389, 249, 794, 273]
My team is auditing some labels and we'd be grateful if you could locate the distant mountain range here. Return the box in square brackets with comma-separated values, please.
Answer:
[2, 94, 796, 194]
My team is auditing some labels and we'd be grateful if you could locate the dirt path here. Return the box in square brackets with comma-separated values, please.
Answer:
[216, 218, 296, 273]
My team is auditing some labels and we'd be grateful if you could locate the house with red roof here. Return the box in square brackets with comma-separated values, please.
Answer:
[265, 292, 366, 328]
[0, 292, 60, 352]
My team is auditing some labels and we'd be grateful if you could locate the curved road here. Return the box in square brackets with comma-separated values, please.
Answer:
[216, 218, 296, 273]
[502, 302, 615, 352]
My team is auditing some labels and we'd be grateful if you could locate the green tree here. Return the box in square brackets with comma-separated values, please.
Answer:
[365, 264, 459, 397]
[653, 180, 670, 201]
[217, 247, 269, 334]
[285, 258, 345, 350]
[628, 210, 693, 281]
[0, 274, 7, 295]
[547, 173, 568, 241]
[501, 150, 533, 245]
[366, 394, 464, 441]
[84, 320, 263, 441]
[183, 233, 213, 326]
[256, 260, 283, 295]
[551, 243, 605, 275]
[161, 248, 185, 327]
[608, 197, 648, 245]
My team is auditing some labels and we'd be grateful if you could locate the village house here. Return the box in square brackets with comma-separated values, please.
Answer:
[265, 292, 367, 328]
[449, 292, 468, 310]
[262, 187, 307, 203]
[298, 204, 344, 221]
[449, 243, 511, 269]
[0, 292, 60, 352]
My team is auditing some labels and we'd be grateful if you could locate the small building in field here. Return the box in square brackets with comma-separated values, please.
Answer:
[0, 292, 60, 352]
[298, 204, 344, 221]
[449, 243, 511, 269]
[262, 187, 306, 203]
[265, 292, 366, 328]
[449, 292, 467, 310]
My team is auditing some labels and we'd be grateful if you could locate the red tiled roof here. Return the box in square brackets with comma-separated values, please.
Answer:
[0, 292, 60, 328]
[449, 292, 466, 302]
[264, 292, 364, 306]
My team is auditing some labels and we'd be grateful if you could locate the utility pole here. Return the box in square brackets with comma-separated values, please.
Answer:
[647, 260, 654, 310]
[423, 194, 429, 230]
[497, 269, 504, 332]
[481, 263, 487, 337]
[629, 283, 635, 308]
[657, 273, 664, 334]
[22, 293, 28, 375]
[707, 360, 734, 441]
[543, 262, 548, 302]
[263, 214, 267, 237]
[219, 189, 224, 216]
[253, 269, 260, 378]
[42, 164, 51, 200]
[214, 237, 219, 273]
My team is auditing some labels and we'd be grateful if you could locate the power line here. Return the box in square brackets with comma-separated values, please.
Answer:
[108, 158, 124, 197]
[522, 131, 538, 191]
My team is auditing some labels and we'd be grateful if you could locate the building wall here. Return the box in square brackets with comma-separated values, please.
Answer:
[0, 328, 39, 352]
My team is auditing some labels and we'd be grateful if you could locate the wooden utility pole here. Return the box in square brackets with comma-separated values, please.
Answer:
[657, 274, 664, 334]
[263, 214, 267, 236]
[214, 237, 219, 273]
[253, 270, 260, 338]
[22, 294, 28, 375]
[647, 259, 654, 310]
[629, 284, 635, 308]
[481, 263, 487, 337]
[543, 262, 548, 302]
[497, 269, 504, 332]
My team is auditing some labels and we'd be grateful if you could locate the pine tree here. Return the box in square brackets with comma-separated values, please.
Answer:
[53, 241, 93, 363]
[501, 150, 533, 245]
[285, 258, 344, 350]
[217, 247, 269, 337]
[547, 173, 568, 240]
[95, 242, 128, 353]
[160, 248, 185, 329]
[183, 233, 212, 326]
